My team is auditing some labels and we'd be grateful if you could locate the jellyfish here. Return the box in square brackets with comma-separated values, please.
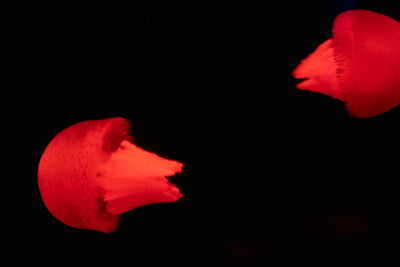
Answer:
[293, 9, 400, 118]
[38, 117, 183, 233]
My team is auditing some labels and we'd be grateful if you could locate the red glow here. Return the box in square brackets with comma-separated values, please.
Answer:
[38, 118, 183, 233]
[293, 10, 400, 118]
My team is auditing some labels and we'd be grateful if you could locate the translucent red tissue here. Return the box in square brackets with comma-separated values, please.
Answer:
[38, 117, 183, 233]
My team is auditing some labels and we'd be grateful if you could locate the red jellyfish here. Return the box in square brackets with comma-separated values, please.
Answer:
[38, 117, 183, 233]
[293, 10, 400, 118]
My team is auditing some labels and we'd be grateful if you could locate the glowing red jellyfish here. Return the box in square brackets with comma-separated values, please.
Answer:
[293, 10, 400, 118]
[38, 117, 183, 233]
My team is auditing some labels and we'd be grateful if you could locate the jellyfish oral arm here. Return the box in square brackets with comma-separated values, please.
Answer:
[97, 140, 183, 215]
[293, 39, 344, 101]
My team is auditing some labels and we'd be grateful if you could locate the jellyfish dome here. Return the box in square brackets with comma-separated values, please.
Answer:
[293, 9, 400, 118]
[38, 117, 183, 233]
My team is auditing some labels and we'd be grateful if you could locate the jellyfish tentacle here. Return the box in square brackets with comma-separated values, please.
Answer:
[102, 176, 182, 215]
[96, 139, 183, 215]
[293, 39, 344, 101]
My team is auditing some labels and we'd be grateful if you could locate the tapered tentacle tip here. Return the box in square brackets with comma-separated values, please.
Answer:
[168, 161, 184, 176]
[164, 184, 183, 200]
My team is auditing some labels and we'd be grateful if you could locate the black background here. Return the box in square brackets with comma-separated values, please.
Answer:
[5, 0, 399, 264]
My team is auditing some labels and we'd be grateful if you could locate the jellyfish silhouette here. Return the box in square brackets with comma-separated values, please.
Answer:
[293, 9, 400, 118]
[38, 117, 183, 233]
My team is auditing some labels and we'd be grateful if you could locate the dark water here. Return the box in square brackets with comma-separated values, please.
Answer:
[4, 0, 399, 264]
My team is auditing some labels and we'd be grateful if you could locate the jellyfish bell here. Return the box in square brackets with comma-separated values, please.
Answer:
[293, 9, 400, 118]
[38, 117, 183, 233]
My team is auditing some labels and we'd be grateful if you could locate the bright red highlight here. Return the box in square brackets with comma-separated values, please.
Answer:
[293, 10, 400, 118]
[38, 118, 183, 233]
